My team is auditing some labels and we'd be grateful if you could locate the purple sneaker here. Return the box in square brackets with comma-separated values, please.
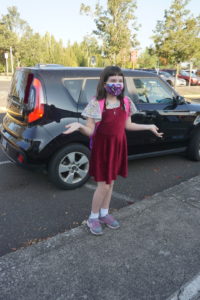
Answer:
[99, 214, 120, 229]
[87, 218, 103, 235]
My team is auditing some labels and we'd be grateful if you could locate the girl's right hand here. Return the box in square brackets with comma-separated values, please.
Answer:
[63, 122, 81, 134]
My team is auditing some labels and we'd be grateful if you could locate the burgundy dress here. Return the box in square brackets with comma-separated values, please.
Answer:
[89, 101, 128, 184]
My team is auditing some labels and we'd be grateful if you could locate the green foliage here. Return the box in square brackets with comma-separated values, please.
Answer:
[137, 48, 159, 69]
[0, 6, 103, 72]
[80, 0, 139, 66]
[1, 6, 31, 36]
[152, 0, 200, 66]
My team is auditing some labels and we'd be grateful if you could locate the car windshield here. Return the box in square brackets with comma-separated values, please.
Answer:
[180, 71, 196, 77]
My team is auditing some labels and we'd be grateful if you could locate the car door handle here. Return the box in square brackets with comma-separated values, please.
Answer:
[146, 113, 157, 119]
[137, 111, 157, 119]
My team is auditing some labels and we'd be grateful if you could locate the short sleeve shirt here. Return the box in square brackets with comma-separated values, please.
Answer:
[81, 97, 137, 122]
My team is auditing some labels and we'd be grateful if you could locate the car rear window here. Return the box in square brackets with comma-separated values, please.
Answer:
[63, 79, 83, 102]
[9, 70, 30, 104]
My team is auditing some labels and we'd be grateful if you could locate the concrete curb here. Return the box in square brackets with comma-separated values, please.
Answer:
[0, 76, 12, 81]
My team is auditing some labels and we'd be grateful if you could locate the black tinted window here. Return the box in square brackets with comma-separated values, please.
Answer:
[82, 79, 99, 104]
[9, 70, 29, 103]
[81, 78, 129, 104]
[132, 77, 174, 104]
[63, 79, 83, 102]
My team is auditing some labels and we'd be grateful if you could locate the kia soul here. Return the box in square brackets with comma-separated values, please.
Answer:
[1, 66, 200, 190]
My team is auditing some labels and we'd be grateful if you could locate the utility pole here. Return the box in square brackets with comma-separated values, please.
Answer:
[10, 46, 14, 74]
[4, 52, 9, 76]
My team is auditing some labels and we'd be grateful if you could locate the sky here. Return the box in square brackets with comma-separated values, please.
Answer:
[0, 0, 199, 51]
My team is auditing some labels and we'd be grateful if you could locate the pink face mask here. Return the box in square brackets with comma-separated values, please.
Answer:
[105, 83, 124, 96]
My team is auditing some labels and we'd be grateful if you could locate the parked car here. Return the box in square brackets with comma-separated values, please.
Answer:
[144, 69, 186, 86]
[182, 70, 200, 86]
[196, 70, 200, 76]
[161, 69, 177, 77]
[161, 69, 200, 85]
[178, 70, 199, 86]
[1, 66, 200, 190]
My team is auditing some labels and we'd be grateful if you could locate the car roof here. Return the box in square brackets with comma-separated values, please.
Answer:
[18, 66, 158, 77]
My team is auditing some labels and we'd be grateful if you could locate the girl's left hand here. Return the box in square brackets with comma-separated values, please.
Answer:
[149, 125, 164, 138]
[63, 122, 81, 134]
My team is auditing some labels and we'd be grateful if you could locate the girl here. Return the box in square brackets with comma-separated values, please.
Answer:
[63, 66, 163, 235]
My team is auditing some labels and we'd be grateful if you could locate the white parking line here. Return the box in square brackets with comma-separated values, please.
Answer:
[167, 271, 200, 300]
[0, 160, 13, 165]
[85, 183, 135, 203]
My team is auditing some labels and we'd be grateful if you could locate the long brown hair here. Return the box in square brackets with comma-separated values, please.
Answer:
[96, 66, 125, 102]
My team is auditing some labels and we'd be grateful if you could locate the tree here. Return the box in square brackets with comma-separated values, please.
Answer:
[137, 48, 159, 69]
[152, 0, 200, 69]
[80, 0, 139, 66]
[1, 6, 31, 37]
[0, 6, 32, 70]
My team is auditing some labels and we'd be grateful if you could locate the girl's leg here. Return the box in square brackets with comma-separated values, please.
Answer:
[91, 181, 111, 214]
[87, 181, 111, 235]
[99, 181, 120, 229]
[100, 181, 114, 211]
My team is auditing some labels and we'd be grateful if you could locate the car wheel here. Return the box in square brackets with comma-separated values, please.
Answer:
[187, 129, 200, 161]
[48, 144, 90, 189]
[186, 80, 189, 86]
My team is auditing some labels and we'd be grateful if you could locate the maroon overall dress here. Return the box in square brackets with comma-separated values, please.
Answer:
[89, 100, 128, 184]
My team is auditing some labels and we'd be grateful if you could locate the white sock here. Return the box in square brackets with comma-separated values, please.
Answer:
[89, 212, 99, 219]
[100, 208, 109, 217]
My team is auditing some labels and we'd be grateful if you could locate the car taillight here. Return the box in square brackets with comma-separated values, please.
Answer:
[27, 78, 44, 123]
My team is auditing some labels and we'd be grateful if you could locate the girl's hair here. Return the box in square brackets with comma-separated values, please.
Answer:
[96, 66, 125, 101]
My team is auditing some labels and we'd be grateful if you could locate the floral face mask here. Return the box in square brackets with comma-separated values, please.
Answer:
[105, 83, 124, 96]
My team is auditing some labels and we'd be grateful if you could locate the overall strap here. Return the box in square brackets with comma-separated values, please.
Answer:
[98, 99, 105, 113]
[89, 98, 105, 150]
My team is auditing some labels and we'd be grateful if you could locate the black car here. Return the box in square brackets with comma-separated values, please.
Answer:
[1, 66, 200, 189]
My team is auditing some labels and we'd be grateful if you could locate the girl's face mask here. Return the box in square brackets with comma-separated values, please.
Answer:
[105, 83, 124, 96]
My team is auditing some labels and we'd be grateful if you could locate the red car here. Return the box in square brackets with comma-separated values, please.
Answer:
[178, 71, 199, 85]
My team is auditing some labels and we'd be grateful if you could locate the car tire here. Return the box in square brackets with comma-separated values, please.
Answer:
[186, 80, 189, 86]
[48, 144, 90, 189]
[187, 129, 200, 161]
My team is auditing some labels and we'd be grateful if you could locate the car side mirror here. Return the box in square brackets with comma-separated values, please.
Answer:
[173, 95, 185, 105]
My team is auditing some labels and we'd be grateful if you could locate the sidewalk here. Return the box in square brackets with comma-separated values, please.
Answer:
[1, 175, 200, 300]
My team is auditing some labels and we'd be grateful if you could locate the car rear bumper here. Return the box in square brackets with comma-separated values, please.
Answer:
[0, 123, 46, 167]
[0, 133, 28, 164]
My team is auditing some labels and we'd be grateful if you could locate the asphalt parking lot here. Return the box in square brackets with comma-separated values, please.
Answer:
[1, 131, 200, 257]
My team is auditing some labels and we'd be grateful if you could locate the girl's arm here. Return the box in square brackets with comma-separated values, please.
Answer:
[63, 118, 95, 137]
[125, 117, 163, 138]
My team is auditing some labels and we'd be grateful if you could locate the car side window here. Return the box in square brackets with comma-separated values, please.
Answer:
[63, 79, 83, 102]
[82, 79, 99, 104]
[80, 78, 129, 105]
[132, 77, 174, 104]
